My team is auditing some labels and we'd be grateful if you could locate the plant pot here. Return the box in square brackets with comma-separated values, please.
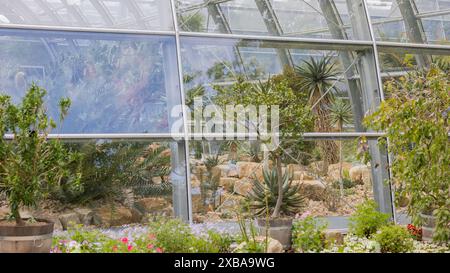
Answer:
[420, 213, 436, 242]
[0, 219, 54, 253]
[256, 218, 293, 250]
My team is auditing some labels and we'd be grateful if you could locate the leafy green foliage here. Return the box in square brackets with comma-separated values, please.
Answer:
[348, 201, 391, 238]
[147, 217, 232, 253]
[0, 84, 81, 224]
[373, 225, 414, 253]
[364, 65, 450, 242]
[292, 216, 328, 253]
[59, 142, 171, 204]
[247, 168, 305, 217]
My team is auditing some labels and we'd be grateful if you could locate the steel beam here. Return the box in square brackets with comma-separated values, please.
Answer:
[254, 0, 293, 67]
[347, 0, 393, 216]
[318, 0, 365, 132]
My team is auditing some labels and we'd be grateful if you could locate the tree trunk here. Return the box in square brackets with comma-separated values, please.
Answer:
[13, 208, 25, 226]
[272, 155, 283, 218]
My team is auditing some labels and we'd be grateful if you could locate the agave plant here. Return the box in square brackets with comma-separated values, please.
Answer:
[247, 169, 305, 217]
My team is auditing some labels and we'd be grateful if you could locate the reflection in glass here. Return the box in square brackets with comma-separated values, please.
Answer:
[0, 0, 174, 31]
[189, 139, 376, 223]
[0, 29, 180, 133]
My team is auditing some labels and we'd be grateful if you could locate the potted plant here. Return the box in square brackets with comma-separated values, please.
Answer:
[0, 84, 81, 253]
[247, 168, 305, 249]
[215, 77, 312, 249]
[364, 65, 449, 243]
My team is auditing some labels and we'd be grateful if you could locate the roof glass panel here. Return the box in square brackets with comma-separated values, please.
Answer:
[0, 0, 174, 31]
[176, 0, 365, 40]
[367, 0, 450, 44]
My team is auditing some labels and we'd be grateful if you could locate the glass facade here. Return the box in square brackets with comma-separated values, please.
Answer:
[0, 0, 449, 223]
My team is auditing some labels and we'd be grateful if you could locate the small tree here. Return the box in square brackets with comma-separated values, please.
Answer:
[0, 84, 81, 226]
[215, 78, 313, 218]
[364, 65, 450, 242]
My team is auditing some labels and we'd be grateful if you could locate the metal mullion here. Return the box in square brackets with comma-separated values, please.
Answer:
[363, 0, 396, 221]
[170, 0, 193, 224]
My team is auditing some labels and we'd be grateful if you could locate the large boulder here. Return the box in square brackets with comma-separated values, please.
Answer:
[219, 178, 239, 192]
[74, 209, 95, 226]
[287, 164, 307, 174]
[349, 165, 371, 185]
[233, 178, 253, 196]
[93, 205, 140, 227]
[59, 213, 81, 230]
[295, 180, 326, 201]
[327, 162, 353, 181]
[237, 162, 264, 180]
[215, 165, 230, 177]
[134, 197, 170, 214]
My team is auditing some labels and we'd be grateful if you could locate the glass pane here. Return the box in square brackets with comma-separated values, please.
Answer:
[189, 139, 377, 224]
[176, 0, 366, 40]
[50, 140, 187, 229]
[0, 0, 174, 31]
[367, 0, 450, 44]
[181, 36, 377, 134]
[0, 29, 181, 134]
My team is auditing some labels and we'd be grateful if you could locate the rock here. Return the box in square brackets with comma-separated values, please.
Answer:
[295, 180, 326, 201]
[219, 178, 238, 192]
[309, 161, 325, 174]
[216, 165, 230, 177]
[235, 237, 283, 253]
[324, 230, 344, 245]
[0, 207, 9, 219]
[134, 197, 170, 214]
[93, 206, 136, 227]
[160, 148, 171, 157]
[349, 165, 371, 185]
[192, 194, 204, 214]
[292, 171, 315, 181]
[327, 162, 353, 181]
[227, 164, 239, 178]
[151, 177, 163, 184]
[287, 164, 307, 174]
[59, 213, 81, 230]
[75, 209, 94, 226]
[233, 178, 253, 196]
[191, 175, 201, 188]
[237, 162, 264, 180]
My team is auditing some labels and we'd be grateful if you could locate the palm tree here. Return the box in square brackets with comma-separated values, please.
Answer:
[329, 98, 353, 197]
[295, 56, 340, 174]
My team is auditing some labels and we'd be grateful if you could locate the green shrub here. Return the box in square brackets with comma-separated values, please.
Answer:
[373, 225, 414, 253]
[292, 216, 328, 253]
[147, 217, 232, 253]
[349, 201, 391, 238]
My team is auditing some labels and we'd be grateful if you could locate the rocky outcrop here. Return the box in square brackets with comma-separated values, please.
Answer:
[294, 180, 326, 201]
[233, 178, 253, 196]
[349, 165, 371, 185]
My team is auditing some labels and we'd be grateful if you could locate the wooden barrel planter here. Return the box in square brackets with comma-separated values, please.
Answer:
[257, 218, 293, 250]
[420, 213, 436, 242]
[0, 219, 54, 253]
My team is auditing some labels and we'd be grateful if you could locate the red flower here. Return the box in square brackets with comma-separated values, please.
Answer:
[127, 245, 133, 252]
[121, 237, 129, 244]
[112, 245, 118, 252]
[156, 247, 163, 253]
[147, 244, 154, 249]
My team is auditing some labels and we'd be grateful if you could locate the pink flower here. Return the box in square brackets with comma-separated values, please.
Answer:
[127, 245, 133, 252]
[121, 237, 129, 244]
[112, 245, 118, 252]
[148, 234, 156, 240]
[147, 244, 154, 249]
[156, 247, 163, 253]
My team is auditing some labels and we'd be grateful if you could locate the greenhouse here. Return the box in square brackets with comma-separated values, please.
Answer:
[0, 0, 449, 255]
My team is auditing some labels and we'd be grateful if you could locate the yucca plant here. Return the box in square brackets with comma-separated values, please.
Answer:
[328, 98, 353, 198]
[295, 56, 340, 174]
[247, 169, 305, 217]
